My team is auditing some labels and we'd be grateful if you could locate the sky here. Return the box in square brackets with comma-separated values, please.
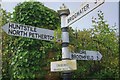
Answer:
[1, 0, 119, 32]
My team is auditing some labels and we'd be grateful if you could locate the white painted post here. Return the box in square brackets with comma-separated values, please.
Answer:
[58, 4, 71, 80]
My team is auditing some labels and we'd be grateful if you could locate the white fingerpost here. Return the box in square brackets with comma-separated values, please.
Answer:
[58, 4, 71, 80]
[58, 4, 70, 60]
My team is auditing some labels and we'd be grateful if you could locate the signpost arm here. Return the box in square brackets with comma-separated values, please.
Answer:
[58, 4, 71, 80]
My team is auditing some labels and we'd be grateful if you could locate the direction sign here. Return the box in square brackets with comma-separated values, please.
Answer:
[71, 50, 102, 60]
[2, 23, 55, 41]
[51, 60, 77, 72]
[66, 0, 105, 26]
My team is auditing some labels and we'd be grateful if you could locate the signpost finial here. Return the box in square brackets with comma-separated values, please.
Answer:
[58, 3, 70, 16]
[60, 3, 67, 10]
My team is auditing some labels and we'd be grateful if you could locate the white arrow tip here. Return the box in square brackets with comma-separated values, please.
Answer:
[2, 23, 9, 33]
[97, 52, 102, 60]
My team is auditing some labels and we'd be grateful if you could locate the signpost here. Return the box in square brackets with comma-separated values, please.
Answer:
[51, 60, 77, 72]
[2, 23, 55, 41]
[66, 0, 105, 27]
[71, 50, 102, 60]
[2, 1, 105, 80]
[57, 1, 104, 79]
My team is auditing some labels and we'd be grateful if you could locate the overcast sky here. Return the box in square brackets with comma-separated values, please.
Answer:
[1, 0, 119, 31]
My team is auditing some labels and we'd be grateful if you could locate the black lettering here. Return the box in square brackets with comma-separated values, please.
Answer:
[19, 25, 24, 30]
[91, 56, 94, 60]
[72, 54, 77, 59]
[18, 30, 21, 35]
[80, 55, 85, 59]
[34, 27, 37, 32]
[8, 29, 14, 35]
[38, 34, 43, 39]
[47, 35, 53, 40]
[30, 27, 33, 32]
[12, 30, 16, 35]
[84, 4, 89, 11]
[68, 18, 70, 23]
[29, 32, 34, 37]
[44, 35, 47, 39]
[69, 17, 72, 22]
[50, 36, 54, 40]
[81, 55, 86, 59]
[23, 25, 27, 31]
[47, 35, 50, 40]
[87, 56, 90, 60]
[80, 50, 86, 54]
[72, 54, 75, 58]
[81, 7, 84, 12]
[27, 26, 30, 31]
[57, 64, 67, 67]
[8, 29, 17, 35]
[76, 11, 80, 16]
[76, 55, 79, 58]
[86, 4, 89, 10]
[19, 31, 23, 36]
[23, 31, 27, 36]
[15, 24, 20, 30]
[71, 15, 74, 20]
[8, 29, 27, 37]
[79, 9, 82, 14]
[34, 33, 38, 38]
[29, 26, 36, 32]
[73, 13, 77, 19]
[97, 56, 99, 60]
[9, 23, 14, 29]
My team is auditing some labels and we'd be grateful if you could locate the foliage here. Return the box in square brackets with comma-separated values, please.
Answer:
[1, 1, 119, 80]
[12, 1, 60, 30]
[0, 8, 11, 26]
[2, 1, 61, 79]
[89, 11, 119, 79]
[70, 11, 119, 79]
[1, 8, 12, 79]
